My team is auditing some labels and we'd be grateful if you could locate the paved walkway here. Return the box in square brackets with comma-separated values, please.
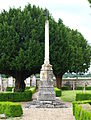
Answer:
[7, 92, 75, 120]
[20, 92, 75, 120]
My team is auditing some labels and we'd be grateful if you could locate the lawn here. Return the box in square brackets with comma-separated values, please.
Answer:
[61, 90, 91, 102]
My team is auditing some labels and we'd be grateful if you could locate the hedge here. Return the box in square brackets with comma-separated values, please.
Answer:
[25, 86, 36, 94]
[0, 102, 23, 117]
[72, 100, 91, 120]
[61, 86, 72, 90]
[76, 86, 83, 90]
[30, 87, 36, 94]
[6, 87, 14, 92]
[76, 86, 91, 90]
[6, 86, 36, 93]
[54, 87, 62, 97]
[76, 93, 91, 101]
[0, 91, 32, 102]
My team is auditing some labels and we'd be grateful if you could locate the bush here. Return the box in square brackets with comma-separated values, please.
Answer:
[30, 87, 36, 94]
[54, 87, 62, 97]
[25, 87, 30, 90]
[86, 86, 91, 90]
[0, 91, 32, 102]
[76, 93, 91, 101]
[76, 86, 91, 90]
[61, 86, 71, 90]
[72, 100, 91, 120]
[25, 86, 36, 94]
[6, 87, 14, 92]
[0, 102, 23, 117]
[76, 86, 83, 90]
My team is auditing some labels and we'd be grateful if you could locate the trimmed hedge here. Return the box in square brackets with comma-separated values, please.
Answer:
[25, 87, 30, 90]
[76, 86, 91, 90]
[6, 87, 14, 92]
[76, 86, 83, 90]
[0, 91, 32, 102]
[76, 93, 91, 101]
[72, 100, 91, 120]
[61, 86, 71, 90]
[86, 86, 91, 90]
[0, 102, 23, 117]
[54, 87, 62, 97]
[30, 87, 36, 94]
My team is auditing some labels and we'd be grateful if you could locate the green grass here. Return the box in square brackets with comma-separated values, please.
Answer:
[61, 90, 91, 102]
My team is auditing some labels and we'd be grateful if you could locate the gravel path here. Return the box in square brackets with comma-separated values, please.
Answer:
[6, 92, 75, 120]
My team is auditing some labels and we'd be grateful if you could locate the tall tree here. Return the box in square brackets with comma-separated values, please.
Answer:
[88, 0, 91, 4]
[0, 5, 44, 91]
[0, 4, 90, 90]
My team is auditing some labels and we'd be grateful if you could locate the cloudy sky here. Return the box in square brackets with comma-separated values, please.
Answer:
[0, 0, 91, 44]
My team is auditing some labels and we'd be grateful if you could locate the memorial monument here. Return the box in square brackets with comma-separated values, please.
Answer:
[38, 10, 56, 101]
[26, 10, 66, 108]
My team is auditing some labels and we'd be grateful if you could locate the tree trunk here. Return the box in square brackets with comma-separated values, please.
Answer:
[14, 72, 25, 92]
[55, 75, 62, 89]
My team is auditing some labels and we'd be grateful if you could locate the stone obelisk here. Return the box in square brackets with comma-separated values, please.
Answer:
[38, 11, 56, 101]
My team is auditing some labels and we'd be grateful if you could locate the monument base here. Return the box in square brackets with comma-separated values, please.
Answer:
[37, 63, 56, 101]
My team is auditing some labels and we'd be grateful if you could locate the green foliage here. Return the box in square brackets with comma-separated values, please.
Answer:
[54, 87, 62, 97]
[61, 86, 72, 90]
[0, 102, 23, 117]
[76, 93, 91, 101]
[25, 86, 36, 94]
[88, 0, 91, 4]
[76, 86, 83, 90]
[72, 100, 91, 120]
[25, 86, 30, 90]
[0, 91, 32, 102]
[6, 87, 14, 91]
[30, 87, 36, 94]
[61, 90, 91, 102]
[76, 86, 91, 90]
[86, 86, 91, 90]
[0, 4, 90, 90]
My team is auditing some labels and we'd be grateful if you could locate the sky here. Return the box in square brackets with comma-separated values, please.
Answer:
[0, 0, 91, 72]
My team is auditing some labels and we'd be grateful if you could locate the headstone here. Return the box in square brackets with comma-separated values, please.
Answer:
[0, 75, 3, 92]
[83, 80, 86, 93]
[32, 75, 36, 87]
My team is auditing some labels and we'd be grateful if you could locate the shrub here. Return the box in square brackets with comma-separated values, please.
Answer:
[72, 100, 91, 120]
[76, 86, 91, 90]
[76, 93, 91, 101]
[30, 87, 36, 94]
[0, 102, 23, 117]
[0, 91, 32, 102]
[86, 86, 91, 90]
[61, 86, 71, 90]
[25, 86, 36, 94]
[54, 87, 62, 97]
[25, 87, 30, 90]
[6, 87, 14, 92]
[76, 86, 83, 90]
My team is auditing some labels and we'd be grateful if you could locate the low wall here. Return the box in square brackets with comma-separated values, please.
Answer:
[0, 77, 91, 91]
[35, 78, 91, 89]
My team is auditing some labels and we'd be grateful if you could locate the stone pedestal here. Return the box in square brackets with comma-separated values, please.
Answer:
[38, 63, 56, 101]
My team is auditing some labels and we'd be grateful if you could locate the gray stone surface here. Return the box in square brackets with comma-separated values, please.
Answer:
[26, 99, 68, 108]
[37, 63, 56, 102]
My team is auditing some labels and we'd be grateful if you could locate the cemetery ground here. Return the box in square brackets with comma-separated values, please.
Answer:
[3, 90, 91, 120]
[0, 87, 91, 120]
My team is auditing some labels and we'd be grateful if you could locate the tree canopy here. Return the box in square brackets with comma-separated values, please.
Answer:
[88, 0, 91, 4]
[0, 4, 90, 90]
